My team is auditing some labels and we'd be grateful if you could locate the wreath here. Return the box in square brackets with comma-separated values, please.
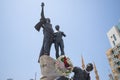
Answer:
[55, 55, 73, 76]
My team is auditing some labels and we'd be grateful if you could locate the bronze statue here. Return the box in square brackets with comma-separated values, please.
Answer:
[35, 2, 54, 63]
[54, 25, 66, 59]
[72, 63, 93, 80]
[57, 63, 93, 80]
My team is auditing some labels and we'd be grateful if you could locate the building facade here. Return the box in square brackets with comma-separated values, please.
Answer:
[107, 26, 120, 48]
[106, 24, 120, 80]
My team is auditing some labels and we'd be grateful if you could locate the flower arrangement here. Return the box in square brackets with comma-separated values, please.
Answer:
[55, 55, 73, 76]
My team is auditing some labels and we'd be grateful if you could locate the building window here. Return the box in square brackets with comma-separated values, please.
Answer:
[118, 67, 120, 73]
[112, 41, 115, 46]
[118, 52, 120, 60]
[114, 55, 118, 59]
[113, 34, 117, 41]
[112, 50, 114, 53]
[117, 61, 120, 65]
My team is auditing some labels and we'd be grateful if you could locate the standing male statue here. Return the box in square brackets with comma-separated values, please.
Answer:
[34, 2, 54, 63]
[54, 25, 66, 59]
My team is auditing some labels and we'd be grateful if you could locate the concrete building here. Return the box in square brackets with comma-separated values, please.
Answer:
[106, 23, 120, 80]
[107, 26, 120, 48]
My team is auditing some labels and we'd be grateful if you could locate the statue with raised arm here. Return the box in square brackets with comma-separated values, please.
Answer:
[34, 2, 54, 63]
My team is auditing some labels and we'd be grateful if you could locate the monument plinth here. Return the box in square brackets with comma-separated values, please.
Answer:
[40, 55, 65, 80]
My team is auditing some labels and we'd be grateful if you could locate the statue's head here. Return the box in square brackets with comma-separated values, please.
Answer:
[86, 63, 93, 72]
[46, 18, 50, 23]
[55, 25, 60, 30]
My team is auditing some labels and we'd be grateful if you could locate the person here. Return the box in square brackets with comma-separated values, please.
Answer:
[35, 2, 54, 63]
[72, 63, 93, 80]
[54, 25, 66, 59]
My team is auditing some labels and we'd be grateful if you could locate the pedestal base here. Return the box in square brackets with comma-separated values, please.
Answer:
[39, 55, 63, 80]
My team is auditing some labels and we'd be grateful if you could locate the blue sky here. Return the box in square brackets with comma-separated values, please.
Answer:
[1, 0, 120, 80]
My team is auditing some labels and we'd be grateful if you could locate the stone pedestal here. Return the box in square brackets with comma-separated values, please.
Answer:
[39, 55, 63, 80]
[40, 76, 57, 80]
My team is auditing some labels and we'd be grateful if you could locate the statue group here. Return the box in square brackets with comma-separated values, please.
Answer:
[35, 2, 66, 62]
[34, 2, 93, 80]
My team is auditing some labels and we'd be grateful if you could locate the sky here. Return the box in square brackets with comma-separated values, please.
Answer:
[0, 0, 120, 80]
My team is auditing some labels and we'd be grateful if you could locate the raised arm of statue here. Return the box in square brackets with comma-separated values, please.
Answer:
[41, 2, 45, 20]
[34, 2, 46, 31]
